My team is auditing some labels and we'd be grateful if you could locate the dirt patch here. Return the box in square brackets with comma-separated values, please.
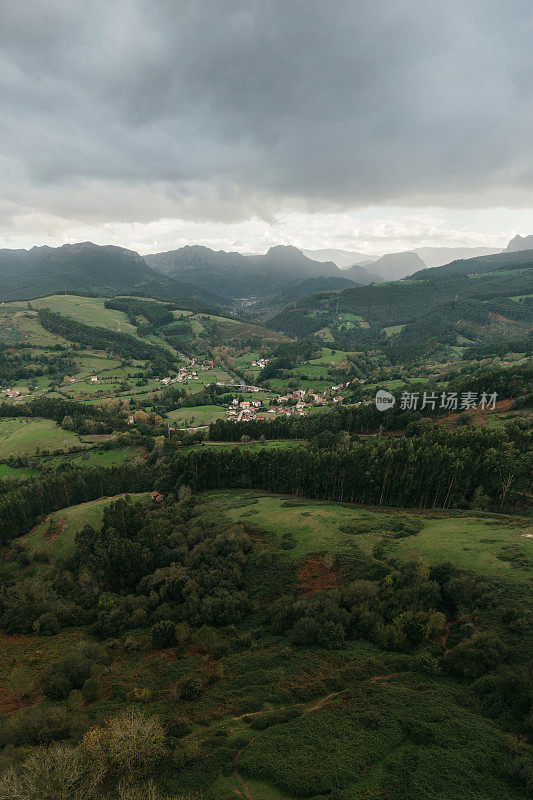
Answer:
[488, 312, 516, 325]
[44, 515, 68, 544]
[297, 554, 342, 595]
[435, 396, 514, 426]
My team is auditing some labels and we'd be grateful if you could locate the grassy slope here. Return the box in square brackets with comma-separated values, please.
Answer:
[389, 516, 532, 583]
[31, 295, 137, 333]
[0, 418, 85, 458]
[16, 492, 150, 561]
[167, 405, 228, 427]
[213, 491, 532, 582]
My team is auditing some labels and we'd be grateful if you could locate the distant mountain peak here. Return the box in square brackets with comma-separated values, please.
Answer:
[506, 234, 533, 252]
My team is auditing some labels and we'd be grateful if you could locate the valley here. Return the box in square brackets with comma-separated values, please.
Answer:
[0, 243, 531, 800]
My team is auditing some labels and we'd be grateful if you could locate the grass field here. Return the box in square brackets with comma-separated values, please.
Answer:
[167, 405, 228, 427]
[31, 295, 137, 333]
[0, 418, 84, 458]
[203, 491, 532, 580]
[383, 324, 406, 337]
[180, 439, 306, 454]
[16, 492, 150, 562]
[204, 491, 390, 560]
[389, 515, 532, 583]
[309, 347, 351, 365]
[42, 445, 143, 469]
[0, 463, 39, 481]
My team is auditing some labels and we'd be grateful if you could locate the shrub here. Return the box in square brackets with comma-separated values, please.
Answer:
[0, 706, 82, 746]
[45, 674, 72, 701]
[68, 690, 85, 711]
[173, 738, 201, 769]
[151, 620, 176, 649]
[82, 677, 102, 704]
[82, 709, 166, 779]
[7, 668, 33, 700]
[0, 743, 103, 800]
[444, 632, 508, 678]
[34, 612, 60, 635]
[179, 675, 202, 701]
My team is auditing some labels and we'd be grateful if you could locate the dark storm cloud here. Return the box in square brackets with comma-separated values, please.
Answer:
[0, 0, 532, 227]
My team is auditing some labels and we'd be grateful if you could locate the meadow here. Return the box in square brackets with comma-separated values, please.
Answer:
[167, 405, 228, 427]
[0, 417, 85, 458]
[42, 444, 143, 469]
[16, 492, 150, 562]
[31, 295, 137, 333]
[209, 491, 532, 580]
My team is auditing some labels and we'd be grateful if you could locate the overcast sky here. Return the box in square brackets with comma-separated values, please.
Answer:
[1, 0, 532, 255]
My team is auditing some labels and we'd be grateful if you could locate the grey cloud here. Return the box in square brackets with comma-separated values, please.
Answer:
[0, 0, 532, 230]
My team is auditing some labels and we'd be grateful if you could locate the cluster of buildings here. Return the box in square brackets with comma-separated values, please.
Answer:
[2, 387, 21, 399]
[226, 398, 262, 422]
[160, 360, 213, 386]
[224, 385, 346, 423]
[251, 357, 269, 369]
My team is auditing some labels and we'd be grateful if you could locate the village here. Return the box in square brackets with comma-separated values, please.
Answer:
[224, 385, 349, 422]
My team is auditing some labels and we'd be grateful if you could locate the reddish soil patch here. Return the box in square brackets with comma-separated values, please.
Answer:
[44, 515, 68, 544]
[442, 619, 456, 650]
[435, 396, 514, 426]
[0, 689, 24, 714]
[234, 735, 260, 800]
[297, 554, 342, 595]
[384, 429, 405, 437]
[370, 674, 391, 684]
[488, 312, 516, 325]
[302, 691, 342, 714]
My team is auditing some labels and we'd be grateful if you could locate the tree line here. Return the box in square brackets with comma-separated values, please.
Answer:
[0, 396, 128, 432]
[165, 425, 530, 511]
[0, 464, 153, 545]
[38, 309, 174, 368]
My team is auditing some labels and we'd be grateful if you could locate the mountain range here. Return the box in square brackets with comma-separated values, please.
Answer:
[0, 243, 218, 305]
[506, 234, 533, 252]
[0, 235, 530, 306]
[145, 244, 379, 296]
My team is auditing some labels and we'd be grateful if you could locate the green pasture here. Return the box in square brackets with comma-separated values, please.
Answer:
[31, 295, 136, 333]
[0, 463, 39, 481]
[0, 418, 85, 458]
[42, 445, 143, 469]
[389, 515, 532, 583]
[167, 405, 228, 427]
[16, 492, 150, 562]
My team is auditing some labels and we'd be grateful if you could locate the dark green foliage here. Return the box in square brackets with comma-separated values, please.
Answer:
[104, 297, 175, 329]
[0, 462, 153, 545]
[0, 395, 127, 432]
[44, 644, 107, 700]
[444, 632, 508, 678]
[473, 666, 532, 725]
[167, 424, 531, 510]
[38, 308, 174, 367]
[151, 620, 177, 649]
[251, 707, 300, 730]
[81, 677, 102, 703]
[0, 706, 84, 746]
[179, 674, 202, 700]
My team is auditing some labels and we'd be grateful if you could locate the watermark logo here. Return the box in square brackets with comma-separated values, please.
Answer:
[375, 389, 396, 411]
[375, 389, 498, 412]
